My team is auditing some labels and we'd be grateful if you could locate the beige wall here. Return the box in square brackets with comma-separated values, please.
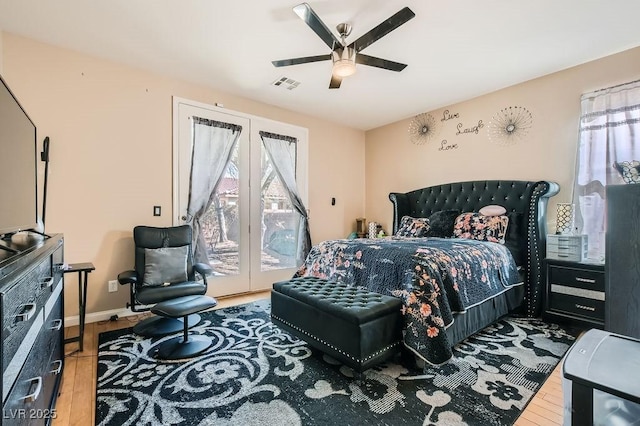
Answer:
[4, 30, 639, 318]
[365, 47, 640, 234]
[1, 33, 365, 318]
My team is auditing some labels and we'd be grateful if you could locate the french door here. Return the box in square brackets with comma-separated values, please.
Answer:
[173, 97, 308, 297]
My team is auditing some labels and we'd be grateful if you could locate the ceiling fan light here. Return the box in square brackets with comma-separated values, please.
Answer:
[332, 47, 356, 77]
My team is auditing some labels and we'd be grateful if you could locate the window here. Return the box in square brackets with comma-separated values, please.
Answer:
[572, 80, 640, 261]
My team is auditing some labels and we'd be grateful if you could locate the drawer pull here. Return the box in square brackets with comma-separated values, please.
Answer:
[40, 277, 54, 289]
[50, 319, 63, 331]
[575, 277, 596, 284]
[50, 360, 63, 375]
[20, 377, 43, 403]
[575, 303, 596, 312]
[15, 303, 37, 322]
[557, 254, 569, 258]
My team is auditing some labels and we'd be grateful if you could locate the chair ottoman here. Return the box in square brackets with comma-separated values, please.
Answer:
[151, 295, 218, 360]
[271, 276, 403, 372]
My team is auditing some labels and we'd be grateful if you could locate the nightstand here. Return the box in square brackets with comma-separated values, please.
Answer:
[544, 258, 605, 328]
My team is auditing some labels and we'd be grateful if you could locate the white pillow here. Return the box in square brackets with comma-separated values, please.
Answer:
[479, 204, 507, 217]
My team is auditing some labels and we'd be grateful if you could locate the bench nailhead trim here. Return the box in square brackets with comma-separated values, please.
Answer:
[271, 314, 401, 363]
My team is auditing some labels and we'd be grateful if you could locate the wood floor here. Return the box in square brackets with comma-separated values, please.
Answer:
[52, 290, 565, 426]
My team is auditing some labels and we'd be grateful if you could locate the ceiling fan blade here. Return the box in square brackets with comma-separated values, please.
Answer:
[272, 54, 330, 67]
[329, 74, 342, 89]
[348, 7, 415, 52]
[356, 54, 407, 72]
[293, 3, 342, 50]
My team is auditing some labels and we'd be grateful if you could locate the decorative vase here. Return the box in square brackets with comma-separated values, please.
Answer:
[355, 217, 367, 238]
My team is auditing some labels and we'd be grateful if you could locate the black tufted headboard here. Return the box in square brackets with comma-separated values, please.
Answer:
[388, 180, 559, 317]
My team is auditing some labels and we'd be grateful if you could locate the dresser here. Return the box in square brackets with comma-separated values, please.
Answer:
[1, 234, 64, 425]
[606, 184, 640, 339]
[544, 258, 605, 328]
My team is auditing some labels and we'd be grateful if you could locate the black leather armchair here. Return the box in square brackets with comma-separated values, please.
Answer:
[118, 225, 212, 336]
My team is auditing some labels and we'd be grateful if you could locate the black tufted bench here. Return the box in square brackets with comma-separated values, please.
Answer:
[271, 276, 403, 372]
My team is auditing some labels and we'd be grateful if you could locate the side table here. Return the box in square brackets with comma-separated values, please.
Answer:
[63, 262, 95, 353]
[544, 258, 604, 329]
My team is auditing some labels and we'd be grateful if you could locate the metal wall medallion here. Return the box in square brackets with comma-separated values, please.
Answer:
[408, 113, 439, 145]
[488, 106, 533, 145]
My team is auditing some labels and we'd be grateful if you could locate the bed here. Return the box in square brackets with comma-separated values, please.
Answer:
[294, 180, 559, 365]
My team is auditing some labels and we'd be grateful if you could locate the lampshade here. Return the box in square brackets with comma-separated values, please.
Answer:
[556, 203, 575, 235]
[332, 46, 356, 77]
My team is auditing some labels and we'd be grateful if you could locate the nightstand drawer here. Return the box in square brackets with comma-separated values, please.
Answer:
[544, 258, 605, 327]
[548, 292, 605, 321]
[548, 265, 604, 292]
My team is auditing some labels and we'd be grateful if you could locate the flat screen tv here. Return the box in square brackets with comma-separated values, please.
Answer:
[0, 73, 38, 237]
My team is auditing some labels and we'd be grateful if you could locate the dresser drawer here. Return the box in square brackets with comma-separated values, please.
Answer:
[2, 310, 59, 425]
[547, 234, 587, 262]
[1, 257, 53, 376]
[40, 290, 64, 423]
[548, 292, 605, 322]
[547, 234, 587, 247]
[547, 249, 584, 262]
[548, 264, 604, 292]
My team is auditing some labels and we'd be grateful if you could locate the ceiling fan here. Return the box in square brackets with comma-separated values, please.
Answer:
[272, 3, 415, 89]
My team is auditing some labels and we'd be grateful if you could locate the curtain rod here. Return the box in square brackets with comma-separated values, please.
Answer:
[589, 78, 640, 94]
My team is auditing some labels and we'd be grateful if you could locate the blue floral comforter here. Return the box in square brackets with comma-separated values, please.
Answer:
[294, 236, 522, 365]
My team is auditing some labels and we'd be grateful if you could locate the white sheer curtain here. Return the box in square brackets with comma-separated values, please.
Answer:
[187, 118, 242, 264]
[572, 80, 640, 261]
[260, 131, 311, 265]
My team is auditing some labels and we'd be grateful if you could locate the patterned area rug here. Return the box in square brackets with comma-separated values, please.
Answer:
[95, 300, 575, 425]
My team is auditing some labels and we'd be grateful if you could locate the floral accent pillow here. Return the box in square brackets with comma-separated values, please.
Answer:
[453, 212, 509, 244]
[613, 160, 640, 184]
[396, 216, 430, 237]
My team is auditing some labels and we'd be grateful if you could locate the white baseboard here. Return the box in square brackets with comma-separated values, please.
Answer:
[64, 307, 137, 327]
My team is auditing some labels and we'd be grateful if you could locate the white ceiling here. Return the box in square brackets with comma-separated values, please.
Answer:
[1, 0, 639, 130]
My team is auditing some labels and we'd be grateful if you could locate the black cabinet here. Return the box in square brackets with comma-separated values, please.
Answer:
[544, 258, 605, 328]
[606, 184, 640, 339]
[1, 234, 64, 425]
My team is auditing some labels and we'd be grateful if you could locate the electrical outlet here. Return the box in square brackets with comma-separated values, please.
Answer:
[108, 280, 118, 293]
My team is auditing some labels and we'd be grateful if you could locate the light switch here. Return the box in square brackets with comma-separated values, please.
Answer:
[153, 206, 161, 216]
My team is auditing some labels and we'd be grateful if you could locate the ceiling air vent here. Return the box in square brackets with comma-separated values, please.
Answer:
[271, 76, 301, 90]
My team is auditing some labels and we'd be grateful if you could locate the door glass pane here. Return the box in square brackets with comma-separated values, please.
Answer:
[201, 140, 240, 276]
[261, 144, 300, 271]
